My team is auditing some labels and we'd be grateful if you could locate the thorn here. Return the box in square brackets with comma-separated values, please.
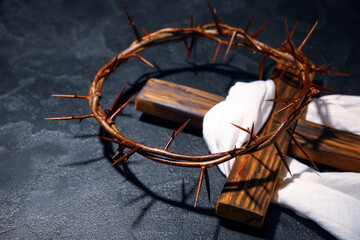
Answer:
[223, 31, 236, 61]
[245, 11, 256, 33]
[189, 36, 197, 54]
[164, 119, 190, 150]
[274, 103, 295, 115]
[258, 54, 266, 80]
[112, 150, 121, 159]
[112, 145, 125, 159]
[212, 42, 222, 63]
[251, 22, 267, 38]
[296, 99, 313, 111]
[45, 114, 93, 121]
[207, 1, 222, 35]
[245, 123, 255, 148]
[141, 27, 149, 36]
[287, 130, 319, 171]
[315, 63, 333, 70]
[133, 53, 154, 68]
[183, 38, 192, 59]
[298, 21, 318, 51]
[51, 94, 89, 100]
[284, 20, 297, 51]
[314, 69, 349, 76]
[175, 118, 191, 136]
[310, 83, 341, 94]
[231, 123, 259, 139]
[190, 10, 194, 28]
[204, 167, 211, 202]
[109, 96, 134, 122]
[123, 6, 142, 42]
[197, 21, 203, 29]
[289, 21, 299, 39]
[274, 143, 292, 175]
[194, 166, 206, 207]
[111, 146, 141, 167]
[105, 86, 126, 121]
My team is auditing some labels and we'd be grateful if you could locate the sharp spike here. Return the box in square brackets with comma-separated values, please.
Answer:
[289, 21, 299, 39]
[298, 21, 318, 51]
[246, 123, 255, 147]
[183, 38, 192, 59]
[223, 31, 236, 61]
[51, 94, 89, 100]
[175, 118, 191, 136]
[274, 103, 295, 115]
[310, 83, 341, 94]
[251, 22, 267, 38]
[231, 123, 259, 139]
[190, 10, 194, 28]
[164, 131, 176, 151]
[317, 63, 333, 70]
[45, 114, 93, 121]
[283, 20, 298, 55]
[207, 1, 222, 35]
[245, 11, 256, 33]
[296, 99, 313, 111]
[194, 166, 205, 207]
[164, 119, 190, 150]
[105, 86, 126, 120]
[314, 69, 349, 76]
[111, 146, 141, 167]
[258, 54, 266, 80]
[133, 53, 154, 68]
[274, 143, 292, 175]
[212, 42, 222, 63]
[204, 167, 211, 202]
[197, 21, 203, 29]
[112, 150, 121, 159]
[141, 27, 149, 36]
[123, 6, 142, 42]
[109, 96, 134, 122]
[287, 130, 319, 171]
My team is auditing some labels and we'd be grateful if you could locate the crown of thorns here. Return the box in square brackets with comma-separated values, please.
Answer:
[47, 3, 346, 206]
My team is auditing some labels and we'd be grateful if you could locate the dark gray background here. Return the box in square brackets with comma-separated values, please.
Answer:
[1, 0, 359, 239]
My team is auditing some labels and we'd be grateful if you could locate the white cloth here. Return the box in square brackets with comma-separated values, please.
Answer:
[203, 80, 275, 175]
[202, 80, 360, 240]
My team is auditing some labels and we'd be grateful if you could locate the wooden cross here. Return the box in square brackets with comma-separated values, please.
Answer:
[134, 63, 360, 226]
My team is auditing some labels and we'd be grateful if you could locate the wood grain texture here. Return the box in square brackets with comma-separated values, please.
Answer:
[135, 78, 360, 173]
[216, 64, 307, 226]
[134, 68, 360, 226]
[135, 78, 224, 128]
[290, 118, 360, 172]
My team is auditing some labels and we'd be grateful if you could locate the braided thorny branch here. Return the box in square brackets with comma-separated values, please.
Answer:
[47, 3, 346, 206]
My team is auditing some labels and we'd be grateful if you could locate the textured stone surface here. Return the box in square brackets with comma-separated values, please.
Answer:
[1, 0, 359, 239]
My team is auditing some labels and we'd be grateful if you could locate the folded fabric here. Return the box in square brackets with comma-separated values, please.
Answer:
[202, 80, 360, 240]
[203, 80, 275, 175]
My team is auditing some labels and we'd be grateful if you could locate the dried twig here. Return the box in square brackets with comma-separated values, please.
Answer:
[47, 3, 346, 206]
